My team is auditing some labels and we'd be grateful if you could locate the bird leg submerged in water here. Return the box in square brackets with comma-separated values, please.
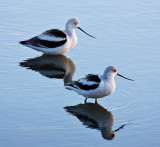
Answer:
[84, 97, 88, 103]
[84, 98, 97, 104]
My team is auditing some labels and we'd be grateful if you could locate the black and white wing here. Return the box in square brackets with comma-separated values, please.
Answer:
[65, 74, 101, 90]
[19, 29, 67, 48]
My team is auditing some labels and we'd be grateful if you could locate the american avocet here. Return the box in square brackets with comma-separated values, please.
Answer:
[20, 54, 76, 83]
[65, 66, 134, 102]
[19, 18, 95, 55]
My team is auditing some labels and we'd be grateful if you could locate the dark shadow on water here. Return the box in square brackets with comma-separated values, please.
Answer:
[19, 54, 76, 83]
[64, 102, 130, 140]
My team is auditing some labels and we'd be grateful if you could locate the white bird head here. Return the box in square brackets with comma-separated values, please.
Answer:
[66, 18, 79, 28]
[103, 66, 134, 81]
[66, 18, 96, 38]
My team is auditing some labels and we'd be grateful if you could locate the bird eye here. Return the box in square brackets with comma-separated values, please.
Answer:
[112, 70, 116, 72]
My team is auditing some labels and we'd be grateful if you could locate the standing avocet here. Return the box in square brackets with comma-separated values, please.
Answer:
[65, 66, 134, 102]
[19, 18, 95, 55]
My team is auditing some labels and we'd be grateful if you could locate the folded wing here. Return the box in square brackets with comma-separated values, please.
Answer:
[20, 29, 67, 48]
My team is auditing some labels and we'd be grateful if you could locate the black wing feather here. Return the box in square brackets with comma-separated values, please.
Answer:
[44, 29, 66, 38]
[20, 36, 67, 48]
[83, 74, 101, 83]
[19, 29, 67, 48]
[73, 81, 99, 90]
[68, 74, 100, 90]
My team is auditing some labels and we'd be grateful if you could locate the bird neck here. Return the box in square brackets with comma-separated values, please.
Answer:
[102, 72, 114, 81]
[65, 25, 75, 36]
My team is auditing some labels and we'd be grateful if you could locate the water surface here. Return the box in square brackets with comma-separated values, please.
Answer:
[0, 0, 160, 146]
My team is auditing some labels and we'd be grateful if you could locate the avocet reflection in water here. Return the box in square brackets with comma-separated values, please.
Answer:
[64, 102, 130, 140]
[20, 54, 76, 83]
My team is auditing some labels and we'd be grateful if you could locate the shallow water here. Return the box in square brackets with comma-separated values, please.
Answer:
[0, 0, 160, 146]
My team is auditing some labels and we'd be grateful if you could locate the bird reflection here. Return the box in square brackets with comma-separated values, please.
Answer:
[20, 54, 76, 83]
[64, 102, 128, 140]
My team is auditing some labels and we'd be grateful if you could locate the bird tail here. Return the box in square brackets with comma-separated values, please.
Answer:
[64, 83, 78, 90]
[64, 83, 73, 90]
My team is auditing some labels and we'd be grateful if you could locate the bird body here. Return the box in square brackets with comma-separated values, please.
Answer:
[19, 18, 95, 55]
[65, 66, 134, 101]
[65, 74, 115, 99]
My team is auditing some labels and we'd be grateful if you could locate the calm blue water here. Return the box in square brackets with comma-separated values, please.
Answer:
[0, 0, 160, 146]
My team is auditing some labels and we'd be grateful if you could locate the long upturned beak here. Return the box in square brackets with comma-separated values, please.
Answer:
[78, 27, 96, 38]
[117, 73, 134, 81]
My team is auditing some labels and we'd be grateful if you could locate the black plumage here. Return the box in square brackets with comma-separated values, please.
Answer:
[19, 29, 67, 48]
[20, 36, 67, 48]
[65, 74, 100, 91]
[44, 29, 66, 38]
[81, 74, 101, 83]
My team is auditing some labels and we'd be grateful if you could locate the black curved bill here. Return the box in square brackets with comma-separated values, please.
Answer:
[117, 73, 134, 81]
[78, 27, 96, 38]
